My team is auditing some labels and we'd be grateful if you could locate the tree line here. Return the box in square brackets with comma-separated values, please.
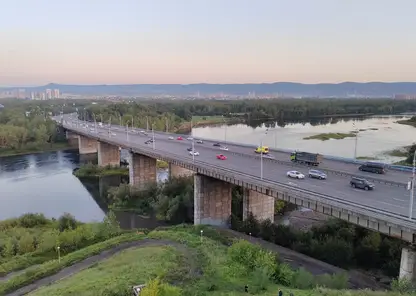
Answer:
[81, 98, 416, 132]
[103, 176, 405, 279]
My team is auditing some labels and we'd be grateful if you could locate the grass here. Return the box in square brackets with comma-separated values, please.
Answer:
[385, 149, 408, 157]
[0, 142, 72, 157]
[397, 117, 416, 128]
[1, 225, 413, 296]
[0, 232, 143, 295]
[73, 164, 129, 177]
[357, 156, 379, 160]
[303, 132, 356, 141]
[29, 246, 179, 296]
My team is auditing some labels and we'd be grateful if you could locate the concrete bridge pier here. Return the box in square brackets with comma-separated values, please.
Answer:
[78, 135, 98, 154]
[129, 152, 157, 188]
[400, 247, 416, 282]
[242, 188, 275, 222]
[98, 142, 120, 167]
[169, 163, 194, 178]
[66, 131, 79, 148]
[194, 174, 232, 227]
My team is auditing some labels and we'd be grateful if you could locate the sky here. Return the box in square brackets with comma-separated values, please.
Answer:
[1, 0, 416, 86]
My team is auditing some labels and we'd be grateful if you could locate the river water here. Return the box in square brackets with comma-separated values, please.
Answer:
[0, 115, 414, 223]
[193, 115, 416, 163]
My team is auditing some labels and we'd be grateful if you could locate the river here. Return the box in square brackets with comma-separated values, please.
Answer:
[193, 115, 415, 163]
[0, 115, 414, 224]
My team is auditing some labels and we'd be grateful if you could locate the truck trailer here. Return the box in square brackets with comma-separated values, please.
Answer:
[290, 151, 323, 166]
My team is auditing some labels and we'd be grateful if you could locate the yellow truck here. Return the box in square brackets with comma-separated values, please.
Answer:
[255, 146, 269, 154]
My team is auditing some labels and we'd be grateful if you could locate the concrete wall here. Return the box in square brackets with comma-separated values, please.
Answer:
[98, 142, 120, 167]
[129, 152, 157, 188]
[65, 131, 79, 148]
[194, 174, 232, 227]
[169, 163, 194, 178]
[400, 248, 416, 281]
[243, 188, 275, 222]
[78, 135, 98, 154]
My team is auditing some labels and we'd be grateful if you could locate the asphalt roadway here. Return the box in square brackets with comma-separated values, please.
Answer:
[61, 116, 415, 219]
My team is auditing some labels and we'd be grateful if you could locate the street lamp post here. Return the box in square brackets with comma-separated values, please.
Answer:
[152, 124, 155, 150]
[192, 139, 195, 162]
[93, 114, 97, 132]
[353, 122, 358, 160]
[260, 139, 263, 179]
[108, 117, 112, 138]
[408, 151, 416, 219]
[126, 121, 130, 142]
[146, 117, 149, 132]
[57, 246, 61, 263]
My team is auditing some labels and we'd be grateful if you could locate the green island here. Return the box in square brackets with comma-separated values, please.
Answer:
[0, 213, 414, 296]
[390, 144, 415, 166]
[73, 164, 129, 177]
[303, 132, 356, 141]
[397, 116, 416, 128]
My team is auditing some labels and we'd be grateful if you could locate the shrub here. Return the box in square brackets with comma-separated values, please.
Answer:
[291, 267, 315, 289]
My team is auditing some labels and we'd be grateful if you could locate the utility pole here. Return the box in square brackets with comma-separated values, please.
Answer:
[152, 124, 155, 150]
[146, 117, 149, 131]
[409, 151, 416, 219]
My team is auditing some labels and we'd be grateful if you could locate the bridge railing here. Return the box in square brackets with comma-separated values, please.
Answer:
[69, 125, 416, 231]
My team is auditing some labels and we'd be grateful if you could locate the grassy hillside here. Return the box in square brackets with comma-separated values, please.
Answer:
[1, 225, 408, 296]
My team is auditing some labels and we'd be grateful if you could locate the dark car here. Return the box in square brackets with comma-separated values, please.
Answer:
[308, 169, 327, 180]
[187, 147, 193, 151]
[358, 162, 385, 174]
[213, 142, 221, 147]
[144, 139, 154, 144]
[350, 177, 375, 190]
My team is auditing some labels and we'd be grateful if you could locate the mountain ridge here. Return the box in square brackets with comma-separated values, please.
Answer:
[2, 81, 416, 97]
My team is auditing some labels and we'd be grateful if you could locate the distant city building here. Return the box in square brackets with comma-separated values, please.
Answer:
[46, 89, 52, 99]
[53, 89, 60, 99]
[394, 94, 416, 100]
[41, 93, 46, 100]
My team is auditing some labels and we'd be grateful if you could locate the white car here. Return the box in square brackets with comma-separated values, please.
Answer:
[189, 151, 199, 156]
[220, 146, 229, 151]
[187, 137, 193, 140]
[287, 171, 305, 179]
[168, 136, 174, 140]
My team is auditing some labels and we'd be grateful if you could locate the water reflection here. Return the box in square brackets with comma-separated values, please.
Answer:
[194, 115, 415, 162]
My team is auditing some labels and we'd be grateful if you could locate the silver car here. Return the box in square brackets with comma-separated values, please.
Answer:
[308, 169, 327, 180]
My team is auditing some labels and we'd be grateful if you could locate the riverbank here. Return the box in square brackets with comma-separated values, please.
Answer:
[397, 116, 416, 127]
[175, 115, 243, 133]
[0, 142, 72, 158]
[73, 164, 129, 178]
[303, 132, 356, 141]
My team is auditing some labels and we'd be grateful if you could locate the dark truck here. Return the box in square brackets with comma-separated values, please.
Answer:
[290, 151, 323, 166]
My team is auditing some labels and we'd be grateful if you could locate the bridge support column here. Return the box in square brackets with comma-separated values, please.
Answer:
[66, 131, 79, 148]
[98, 142, 120, 167]
[169, 163, 194, 178]
[400, 248, 416, 282]
[129, 152, 157, 188]
[194, 174, 232, 227]
[78, 135, 97, 154]
[242, 189, 275, 222]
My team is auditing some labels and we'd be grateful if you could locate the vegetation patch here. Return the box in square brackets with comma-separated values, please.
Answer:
[385, 149, 408, 157]
[397, 116, 416, 127]
[73, 163, 129, 177]
[0, 232, 144, 295]
[303, 132, 356, 141]
[357, 156, 379, 160]
[29, 246, 179, 296]
[0, 212, 123, 279]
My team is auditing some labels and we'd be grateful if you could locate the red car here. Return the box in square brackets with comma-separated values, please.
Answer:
[177, 136, 183, 140]
[216, 154, 227, 160]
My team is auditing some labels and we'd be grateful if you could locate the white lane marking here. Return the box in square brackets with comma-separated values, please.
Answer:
[393, 197, 408, 202]
[378, 201, 407, 209]
[287, 182, 298, 187]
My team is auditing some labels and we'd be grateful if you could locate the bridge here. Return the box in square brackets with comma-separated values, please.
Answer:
[57, 114, 416, 281]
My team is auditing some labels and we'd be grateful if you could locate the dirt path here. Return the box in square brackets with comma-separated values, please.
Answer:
[6, 239, 196, 296]
[217, 228, 387, 290]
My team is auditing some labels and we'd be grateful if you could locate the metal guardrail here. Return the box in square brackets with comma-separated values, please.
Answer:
[69, 125, 416, 230]
[63, 121, 408, 188]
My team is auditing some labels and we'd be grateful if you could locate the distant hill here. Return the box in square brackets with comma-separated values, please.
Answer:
[2, 82, 416, 97]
